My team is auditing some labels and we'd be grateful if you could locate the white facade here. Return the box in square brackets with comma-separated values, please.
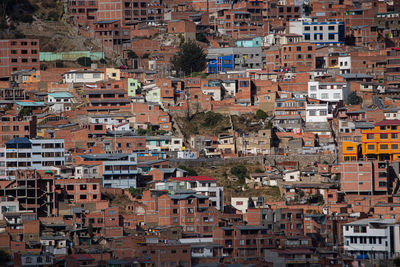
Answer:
[289, 21, 344, 44]
[384, 109, 400, 120]
[339, 56, 351, 74]
[201, 88, 222, 101]
[5, 138, 65, 179]
[306, 103, 330, 122]
[343, 219, 400, 260]
[222, 80, 237, 97]
[308, 81, 349, 103]
[156, 177, 224, 211]
[231, 197, 269, 214]
[282, 170, 301, 182]
[47, 92, 74, 113]
[63, 70, 104, 84]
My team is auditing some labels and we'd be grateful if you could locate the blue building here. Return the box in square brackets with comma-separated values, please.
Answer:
[236, 37, 262, 48]
[289, 20, 345, 45]
[207, 54, 234, 74]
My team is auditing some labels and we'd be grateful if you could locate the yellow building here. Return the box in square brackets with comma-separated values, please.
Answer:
[361, 120, 400, 161]
[342, 141, 358, 161]
[105, 68, 121, 80]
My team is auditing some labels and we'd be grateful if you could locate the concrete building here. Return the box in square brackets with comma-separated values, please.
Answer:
[343, 218, 400, 260]
[339, 161, 394, 195]
[289, 20, 345, 45]
[5, 138, 65, 179]
[308, 81, 349, 103]
[168, 176, 224, 211]
[79, 153, 139, 189]
[63, 69, 105, 84]
[47, 92, 74, 113]
[207, 47, 264, 73]
[306, 102, 331, 122]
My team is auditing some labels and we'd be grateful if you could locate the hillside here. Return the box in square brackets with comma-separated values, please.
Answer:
[0, 0, 97, 53]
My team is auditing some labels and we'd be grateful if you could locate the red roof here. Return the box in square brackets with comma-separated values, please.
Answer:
[171, 176, 216, 182]
[375, 120, 400, 126]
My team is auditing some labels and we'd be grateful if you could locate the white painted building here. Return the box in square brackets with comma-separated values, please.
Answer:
[231, 196, 268, 214]
[47, 92, 74, 113]
[160, 176, 224, 211]
[308, 81, 349, 103]
[282, 170, 301, 182]
[221, 80, 237, 97]
[306, 103, 331, 123]
[343, 218, 400, 260]
[384, 108, 400, 120]
[5, 138, 65, 179]
[63, 69, 104, 84]
[339, 56, 351, 74]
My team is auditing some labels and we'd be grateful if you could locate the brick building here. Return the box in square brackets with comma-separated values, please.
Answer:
[0, 39, 40, 79]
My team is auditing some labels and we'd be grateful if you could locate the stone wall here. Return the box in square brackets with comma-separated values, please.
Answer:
[170, 154, 337, 168]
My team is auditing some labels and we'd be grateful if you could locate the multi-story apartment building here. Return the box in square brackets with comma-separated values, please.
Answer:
[207, 47, 264, 73]
[93, 20, 131, 53]
[339, 161, 394, 195]
[306, 102, 331, 123]
[0, 170, 56, 217]
[0, 115, 37, 144]
[343, 218, 400, 260]
[280, 42, 315, 69]
[289, 20, 345, 45]
[245, 208, 304, 237]
[0, 39, 40, 78]
[235, 129, 277, 155]
[361, 120, 400, 161]
[156, 176, 224, 211]
[213, 225, 277, 263]
[308, 81, 349, 104]
[96, 0, 163, 24]
[68, 0, 98, 25]
[79, 153, 139, 189]
[385, 48, 400, 90]
[55, 178, 102, 203]
[140, 190, 228, 236]
[5, 138, 65, 179]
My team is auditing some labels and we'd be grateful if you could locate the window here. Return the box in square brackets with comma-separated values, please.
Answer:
[380, 134, 388, 139]
[367, 134, 374, 140]
[392, 144, 398, 150]
[379, 181, 387, 187]
[368, 145, 375, 150]
[380, 144, 389, 150]
[80, 194, 87, 199]
[392, 134, 398, 139]
[391, 126, 397, 130]
[346, 146, 353, 151]
[328, 26, 335, 30]
[321, 93, 328, 99]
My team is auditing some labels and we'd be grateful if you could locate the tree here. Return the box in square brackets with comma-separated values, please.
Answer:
[255, 109, 267, 120]
[0, 249, 10, 263]
[88, 223, 94, 239]
[178, 165, 198, 176]
[196, 32, 208, 43]
[231, 165, 248, 183]
[77, 57, 93, 67]
[347, 91, 362, 105]
[172, 40, 207, 77]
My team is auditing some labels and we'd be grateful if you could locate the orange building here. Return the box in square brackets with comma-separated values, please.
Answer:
[361, 120, 400, 161]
